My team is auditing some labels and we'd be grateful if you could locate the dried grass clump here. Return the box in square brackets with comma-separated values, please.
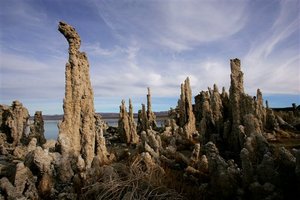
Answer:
[81, 156, 185, 200]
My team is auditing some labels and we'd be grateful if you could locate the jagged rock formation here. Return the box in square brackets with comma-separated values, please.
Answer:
[95, 115, 111, 164]
[138, 104, 147, 131]
[210, 85, 224, 133]
[139, 129, 162, 159]
[194, 85, 226, 144]
[28, 111, 46, 146]
[255, 89, 266, 131]
[190, 143, 201, 167]
[138, 88, 157, 132]
[227, 59, 267, 152]
[57, 21, 110, 179]
[25, 146, 57, 198]
[57, 21, 95, 167]
[205, 142, 240, 199]
[0, 101, 29, 146]
[229, 58, 247, 151]
[194, 59, 271, 153]
[177, 77, 197, 139]
[265, 108, 279, 131]
[0, 163, 39, 200]
[118, 99, 139, 144]
[187, 58, 300, 198]
[146, 88, 157, 129]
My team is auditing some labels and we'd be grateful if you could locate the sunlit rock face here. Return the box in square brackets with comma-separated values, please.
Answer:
[57, 21, 109, 178]
[0, 100, 29, 146]
[118, 99, 139, 144]
[228, 59, 267, 152]
[229, 58, 246, 151]
[177, 77, 197, 139]
[28, 111, 46, 146]
[138, 88, 157, 132]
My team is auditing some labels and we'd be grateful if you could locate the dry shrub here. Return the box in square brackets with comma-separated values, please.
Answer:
[81, 155, 185, 200]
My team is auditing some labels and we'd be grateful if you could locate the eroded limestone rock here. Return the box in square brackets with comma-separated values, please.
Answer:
[229, 58, 245, 152]
[146, 88, 157, 129]
[205, 142, 240, 199]
[137, 88, 157, 132]
[58, 21, 95, 167]
[255, 89, 266, 131]
[118, 99, 139, 144]
[257, 152, 279, 185]
[57, 21, 109, 181]
[240, 148, 253, 187]
[25, 146, 56, 198]
[140, 129, 162, 159]
[211, 85, 224, 132]
[28, 111, 46, 146]
[227, 59, 267, 152]
[194, 91, 213, 141]
[190, 143, 201, 167]
[95, 116, 112, 165]
[194, 85, 225, 143]
[0, 162, 38, 200]
[177, 78, 197, 139]
[0, 101, 29, 146]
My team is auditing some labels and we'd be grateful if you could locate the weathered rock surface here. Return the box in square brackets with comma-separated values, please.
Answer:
[205, 142, 241, 199]
[0, 159, 16, 183]
[227, 59, 269, 152]
[193, 59, 272, 154]
[190, 143, 201, 167]
[140, 129, 162, 159]
[57, 21, 95, 168]
[194, 85, 225, 144]
[0, 162, 38, 200]
[177, 78, 197, 139]
[146, 87, 157, 129]
[240, 148, 253, 187]
[118, 99, 139, 144]
[138, 88, 157, 132]
[57, 21, 109, 175]
[95, 115, 112, 165]
[229, 58, 246, 152]
[0, 101, 29, 146]
[25, 146, 56, 198]
[28, 111, 46, 146]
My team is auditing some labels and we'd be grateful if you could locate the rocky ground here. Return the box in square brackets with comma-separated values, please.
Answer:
[1, 21, 300, 200]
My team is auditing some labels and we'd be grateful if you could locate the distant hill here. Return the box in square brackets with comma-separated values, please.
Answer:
[37, 111, 169, 120]
[36, 106, 300, 121]
[271, 105, 300, 112]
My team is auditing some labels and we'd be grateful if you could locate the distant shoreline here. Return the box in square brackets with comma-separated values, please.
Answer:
[33, 111, 169, 120]
[34, 105, 299, 121]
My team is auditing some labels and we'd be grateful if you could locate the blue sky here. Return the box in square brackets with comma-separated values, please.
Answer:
[0, 0, 299, 115]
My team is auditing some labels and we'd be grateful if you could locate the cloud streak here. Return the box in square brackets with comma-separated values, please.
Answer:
[243, 0, 300, 94]
[94, 0, 248, 51]
[0, 0, 299, 115]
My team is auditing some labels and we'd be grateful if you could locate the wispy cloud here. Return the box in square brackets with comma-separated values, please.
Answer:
[243, 0, 300, 94]
[158, 1, 247, 51]
[0, 53, 49, 71]
[0, 52, 65, 99]
[94, 0, 248, 51]
[1, 0, 299, 115]
[83, 42, 119, 56]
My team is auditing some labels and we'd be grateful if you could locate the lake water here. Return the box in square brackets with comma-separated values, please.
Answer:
[44, 120, 59, 140]
[44, 119, 165, 140]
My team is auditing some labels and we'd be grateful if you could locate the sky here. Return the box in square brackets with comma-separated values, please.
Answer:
[0, 0, 300, 115]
